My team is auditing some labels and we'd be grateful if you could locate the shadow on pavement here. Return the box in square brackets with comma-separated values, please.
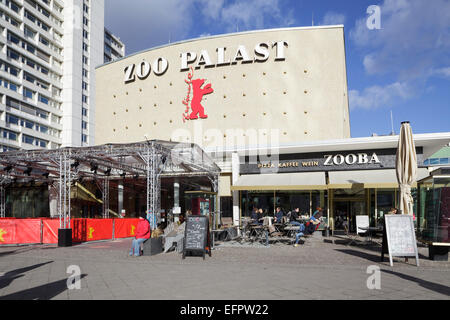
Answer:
[335, 248, 384, 263]
[0, 274, 87, 300]
[0, 246, 39, 257]
[381, 269, 450, 296]
[0, 261, 54, 290]
[0, 250, 17, 257]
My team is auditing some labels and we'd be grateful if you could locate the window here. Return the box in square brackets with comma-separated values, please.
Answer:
[6, 114, 19, 125]
[38, 94, 49, 105]
[25, 120, 34, 129]
[82, 55, 88, 65]
[82, 94, 88, 104]
[22, 135, 34, 145]
[3, 129, 17, 141]
[24, 72, 35, 83]
[36, 109, 48, 119]
[82, 134, 88, 143]
[39, 36, 49, 46]
[23, 88, 34, 99]
[82, 107, 88, 117]
[82, 68, 88, 78]
[24, 27, 36, 39]
[7, 33, 20, 45]
[7, 49, 20, 61]
[39, 125, 48, 134]
[83, 42, 88, 52]
[82, 121, 87, 130]
[82, 81, 88, 90]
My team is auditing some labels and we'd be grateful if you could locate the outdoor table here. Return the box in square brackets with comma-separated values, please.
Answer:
[359, 227, 383, 245]
[283, 225, 301, 238]
[249, 224, 269, 246]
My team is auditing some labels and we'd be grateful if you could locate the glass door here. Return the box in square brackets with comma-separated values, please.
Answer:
[349, 201, 366, 233]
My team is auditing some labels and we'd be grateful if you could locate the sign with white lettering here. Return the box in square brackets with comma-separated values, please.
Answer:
[123, 41, 288, 84]
[240, 148, 424, 174]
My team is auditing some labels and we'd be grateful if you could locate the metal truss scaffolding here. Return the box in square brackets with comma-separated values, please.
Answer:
[0, 185, 5, 218]
[0, 140, 221, 229]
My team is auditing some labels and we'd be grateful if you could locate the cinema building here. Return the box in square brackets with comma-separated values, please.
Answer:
[6, 26, 447, 238]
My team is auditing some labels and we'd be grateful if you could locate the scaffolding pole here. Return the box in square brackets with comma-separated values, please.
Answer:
[0, 185, 5, 218]
[102, 178, 110, 218]
[57, 153, 72, 229]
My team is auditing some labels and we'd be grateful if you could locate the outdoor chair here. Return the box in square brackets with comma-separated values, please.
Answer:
[344, 223, 358, 246]
[220, 217, 234, 228]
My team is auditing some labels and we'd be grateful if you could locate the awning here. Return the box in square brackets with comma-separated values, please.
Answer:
[328, 168, 430, 189]
[231, 172, 327, 191]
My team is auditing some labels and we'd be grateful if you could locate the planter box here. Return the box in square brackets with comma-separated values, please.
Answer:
[58, 229, 72, 247]
[142, 237, 163, 256]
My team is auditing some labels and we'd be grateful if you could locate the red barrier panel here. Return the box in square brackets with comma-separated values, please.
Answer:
[71, 218, 87, 243]
[71, 219, 113, 242]
[0, 219, 41, 244]
[1, 218, 128, 245]
[114, 219, 140, 239]
[42, 219, 60, 244]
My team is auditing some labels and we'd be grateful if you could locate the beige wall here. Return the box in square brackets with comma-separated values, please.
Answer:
[95, 26, 350, 149]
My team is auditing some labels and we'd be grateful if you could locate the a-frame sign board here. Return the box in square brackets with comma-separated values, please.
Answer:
[381, 215, 419, 267]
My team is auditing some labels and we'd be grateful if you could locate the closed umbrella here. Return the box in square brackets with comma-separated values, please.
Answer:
[395, 121, 418, 215]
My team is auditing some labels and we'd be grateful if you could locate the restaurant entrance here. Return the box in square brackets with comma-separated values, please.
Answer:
[333, 200, 366, 233]
[331, 188, 367, 233]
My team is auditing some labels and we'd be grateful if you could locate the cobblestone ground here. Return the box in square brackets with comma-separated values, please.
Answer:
[0, 235, 449, 300]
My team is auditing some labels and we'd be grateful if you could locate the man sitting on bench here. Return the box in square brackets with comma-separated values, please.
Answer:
[293, 214, 321, 247]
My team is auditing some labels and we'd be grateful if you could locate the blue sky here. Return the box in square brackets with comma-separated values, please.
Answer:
[105, 0, 450, 138]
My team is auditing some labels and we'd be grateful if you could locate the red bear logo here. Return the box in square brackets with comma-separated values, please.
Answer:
[182, 67, 214, 122]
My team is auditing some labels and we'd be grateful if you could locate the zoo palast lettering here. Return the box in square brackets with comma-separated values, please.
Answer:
[123, 41, 288, 83]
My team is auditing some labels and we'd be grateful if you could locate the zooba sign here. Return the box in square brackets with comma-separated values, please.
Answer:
[240, 148, 422, 174]
[324, 153, 381, 166]
[122, 41, 288, 122]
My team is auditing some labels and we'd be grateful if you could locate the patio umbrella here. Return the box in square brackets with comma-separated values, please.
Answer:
[395, 121, 418, 215]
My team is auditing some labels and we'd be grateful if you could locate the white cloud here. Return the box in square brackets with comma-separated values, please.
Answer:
[350, 0, 450, 80]
[321, 12, 346, 26]
[431, 67, 450, 78]
[348, 0, 450, 110]
[105, 0, 196, 54]
[198, 0, 295, 32]
[106, 0, 296, 54]
[349, 82, 414, 110]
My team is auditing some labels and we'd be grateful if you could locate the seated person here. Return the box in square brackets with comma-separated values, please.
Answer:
[250, 207, 262, 225]
[293, 223, 306, 247]
[274, 207, 285, 224]
[290, 208, 302, 227]
[129, 212, 151, 256]
[312, 207, 323, 219]
[305, 219, 320, 234]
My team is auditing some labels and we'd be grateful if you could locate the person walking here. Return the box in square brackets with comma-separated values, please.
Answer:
[129, 212, 151, 256]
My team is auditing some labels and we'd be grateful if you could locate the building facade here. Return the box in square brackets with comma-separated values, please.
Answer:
[93, 27, 450, 232]
[0, 0, 124, 152]
[96, 26, 351, 148]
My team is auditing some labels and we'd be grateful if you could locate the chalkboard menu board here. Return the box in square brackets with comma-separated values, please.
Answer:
[382, 215, 419, 267]
[182, 216, 211, 259]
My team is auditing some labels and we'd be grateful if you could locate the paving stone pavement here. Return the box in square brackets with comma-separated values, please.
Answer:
[0, 236, 449, 300]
